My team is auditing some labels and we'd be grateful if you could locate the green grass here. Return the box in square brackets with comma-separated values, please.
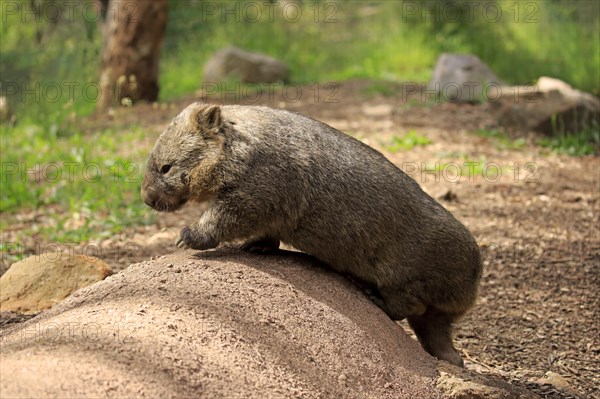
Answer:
[475, 129, 527, 150]
[385, 131, 432, 152]
[538, 126, 600, 156]
[361, 81, 398, 97]
[0, 3, 102, 125]
[163, 0, 600, 99]
[474, 123, 599, 156]
[427, 157, 506, 181]
[0, 123, 155, 242]
[159, 1, 436, 100]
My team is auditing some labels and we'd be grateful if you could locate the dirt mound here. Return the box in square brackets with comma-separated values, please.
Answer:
[0, 248, 442, 398]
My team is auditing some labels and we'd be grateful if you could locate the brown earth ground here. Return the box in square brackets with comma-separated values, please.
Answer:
[1, 81, 599, 398]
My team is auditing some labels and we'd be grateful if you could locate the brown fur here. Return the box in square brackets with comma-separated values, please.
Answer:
[141, 103, 483, 366]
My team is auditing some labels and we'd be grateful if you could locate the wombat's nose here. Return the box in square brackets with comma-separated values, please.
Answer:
[141, 187, 157, 208]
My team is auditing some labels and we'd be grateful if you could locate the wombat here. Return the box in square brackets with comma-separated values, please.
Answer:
[141, 102, 482, 367]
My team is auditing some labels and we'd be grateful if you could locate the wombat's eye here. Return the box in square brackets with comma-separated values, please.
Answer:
[160, 164, 172, 174]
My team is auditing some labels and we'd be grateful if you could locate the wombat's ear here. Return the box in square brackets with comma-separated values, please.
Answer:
[191, 104, 222, 134]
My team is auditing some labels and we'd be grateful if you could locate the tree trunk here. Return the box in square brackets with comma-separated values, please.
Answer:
[94, 0, 110, 22]
[98, 0, 168, 109]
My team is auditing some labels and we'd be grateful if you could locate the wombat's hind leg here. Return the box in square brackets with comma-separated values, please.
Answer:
[408, 308, 464, 367]
[377, 286, 427, 321]
[240, 236, 280, 254]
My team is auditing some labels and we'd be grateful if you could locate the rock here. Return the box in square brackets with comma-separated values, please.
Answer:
[537, 371, 580, 397]
[147, 230, 177, 246]
[203, 46, 289, 84]
[437, 362, 540, 399]
[429, 53, 503, 103]
[491, 76, 600, 135]
[0, 253, 112, 314]
[537, 76, 578, 94]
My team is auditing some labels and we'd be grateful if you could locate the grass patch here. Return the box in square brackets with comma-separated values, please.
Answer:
[538, 126, 600, 156]
[385, 131, 432, 152]
[0, 123, 156, 242]
[361, 81, 398, 97]
[474, 129, 526, 150]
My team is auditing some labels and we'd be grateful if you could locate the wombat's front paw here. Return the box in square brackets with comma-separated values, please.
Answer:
[176, 226, 218, 250]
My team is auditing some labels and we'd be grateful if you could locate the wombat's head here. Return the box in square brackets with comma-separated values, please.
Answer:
[141, 103, 225, 212]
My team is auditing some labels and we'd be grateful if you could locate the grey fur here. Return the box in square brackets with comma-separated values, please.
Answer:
[141, 103, 482, 366]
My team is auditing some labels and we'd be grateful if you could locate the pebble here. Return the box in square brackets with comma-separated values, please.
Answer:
[536, 372, 580, 397]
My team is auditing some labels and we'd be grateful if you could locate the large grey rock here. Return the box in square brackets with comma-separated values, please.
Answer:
[0, 253, 112, 314]
[491, 76, 600, 135]
[203, 46, 289, 84]
[429, 53, 503, 103]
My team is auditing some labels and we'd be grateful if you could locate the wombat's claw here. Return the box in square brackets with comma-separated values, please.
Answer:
[175, 226, 191, 249]
[175, 237, 188, 249]
[177, 225, 218, 250]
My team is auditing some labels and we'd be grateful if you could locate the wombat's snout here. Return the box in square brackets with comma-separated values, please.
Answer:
[141, 186, 159, 209]
[141, 184, 187, 212]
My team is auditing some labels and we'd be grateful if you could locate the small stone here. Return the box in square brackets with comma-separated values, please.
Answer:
[0, 254, 112, 314]
[203, 46, 289, 84]
[437, 362, 539, 398]
[429, 53, 503, 103]
[537, 372, 580, 396]
[148, 231, 176, 246]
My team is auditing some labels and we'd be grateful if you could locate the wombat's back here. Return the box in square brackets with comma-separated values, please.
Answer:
[220, 105, 481, 302]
